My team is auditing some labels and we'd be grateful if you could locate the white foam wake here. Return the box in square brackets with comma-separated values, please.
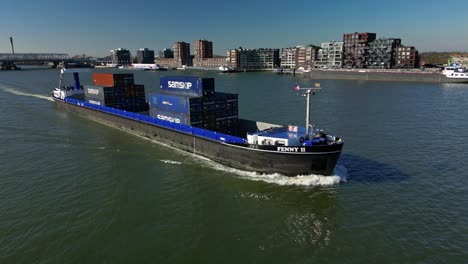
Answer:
[0, 87, 53, 101]
[160, 160, 182, 165]
[197, 156, 347, 186]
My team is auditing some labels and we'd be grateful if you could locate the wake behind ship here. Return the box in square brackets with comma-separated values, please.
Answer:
[52, 69, 343, 176]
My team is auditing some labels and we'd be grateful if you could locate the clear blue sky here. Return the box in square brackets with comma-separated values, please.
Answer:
[1, 0, 467, 57]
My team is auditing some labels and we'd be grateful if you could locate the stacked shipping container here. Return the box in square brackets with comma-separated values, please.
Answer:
[148, 94, 204, 126]
[159, 76, 215, 97]
[83, 85, 126, 108]
[149, 76, 239, 134]
[84, 73, 149, 112]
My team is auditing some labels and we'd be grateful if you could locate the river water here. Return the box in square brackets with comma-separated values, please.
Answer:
[0, 67, 467, 263]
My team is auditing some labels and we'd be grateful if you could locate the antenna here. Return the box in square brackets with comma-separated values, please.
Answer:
[10, 36, 15, 54]
[294, 83, 321, 137]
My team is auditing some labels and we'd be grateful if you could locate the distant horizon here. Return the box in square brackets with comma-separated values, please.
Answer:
[1, 0, 467, 57]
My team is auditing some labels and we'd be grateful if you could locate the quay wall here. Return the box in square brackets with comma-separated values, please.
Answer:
[305, 70, 447, 83]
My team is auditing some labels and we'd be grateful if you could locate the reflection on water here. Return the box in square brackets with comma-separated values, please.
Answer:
[339, 154, 409, 183]
[440, 82, 468, 89]
[285, 212, 331, 247]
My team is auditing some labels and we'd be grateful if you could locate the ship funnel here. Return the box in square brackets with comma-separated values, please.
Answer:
[10, 37, 15, 54]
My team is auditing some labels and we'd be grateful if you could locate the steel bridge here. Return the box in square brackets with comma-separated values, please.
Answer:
[0, 53, 71, 62]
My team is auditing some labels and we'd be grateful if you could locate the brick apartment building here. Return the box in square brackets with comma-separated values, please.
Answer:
[343, 32, 376, 68]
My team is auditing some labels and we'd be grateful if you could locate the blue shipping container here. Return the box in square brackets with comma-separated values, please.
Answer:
[149, 108, 203, 126]
[85, 93, 122, 104]
[160, 76, 215, 97]
[86, 98, 124, 108]
[86, 98, 106, 106]
[148, 92, 203, 114]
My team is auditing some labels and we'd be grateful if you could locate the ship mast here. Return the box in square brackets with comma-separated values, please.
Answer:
[294, 83, 321, 137]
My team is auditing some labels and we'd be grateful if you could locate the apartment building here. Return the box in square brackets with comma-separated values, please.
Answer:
[280, 47, 297, 68]
[315, 42, 343, 68]
[296, 45, 318, 69]
[110, 48, 131, 65]
[367, 38, 401, 69]
[173, 41, 191, 66]
[343, 32, 376, 68]
[194, 39, 213, 59]
[228, 48, 280, 70]
[395, 46, 419, 68]
[136, 48, 155, 64]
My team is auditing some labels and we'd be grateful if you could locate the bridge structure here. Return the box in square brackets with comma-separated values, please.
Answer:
[0, 53, 71, 62]
[0, 53, 72, 70]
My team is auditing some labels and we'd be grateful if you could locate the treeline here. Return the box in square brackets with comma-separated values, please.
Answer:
[420, 52, 467, 65]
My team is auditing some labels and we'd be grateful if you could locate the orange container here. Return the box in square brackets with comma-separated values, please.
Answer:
[93, 73, 134, 87]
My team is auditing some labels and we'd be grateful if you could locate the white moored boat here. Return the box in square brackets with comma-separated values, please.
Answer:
[442, 66, 468, 79]
[218, 66, 233, 73]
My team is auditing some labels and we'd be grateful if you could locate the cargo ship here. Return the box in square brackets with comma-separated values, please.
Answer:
[51, 69, 343, 176]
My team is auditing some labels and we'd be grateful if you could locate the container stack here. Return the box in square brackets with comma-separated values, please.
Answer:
[148, 76, 239, 134]
[212, 92, 239, 134]
[84, 73, 148, 112]
[82, 85, 125, 108]
[148, 93, 204, 127]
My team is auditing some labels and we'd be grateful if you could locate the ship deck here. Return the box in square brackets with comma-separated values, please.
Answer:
[62, 97, 247, 144]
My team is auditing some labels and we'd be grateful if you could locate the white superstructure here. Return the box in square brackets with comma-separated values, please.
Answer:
[442, 66, 468, 79]
[52, 68, 89, 100]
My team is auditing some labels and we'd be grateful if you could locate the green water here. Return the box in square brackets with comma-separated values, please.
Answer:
[0, 68, 467, 263]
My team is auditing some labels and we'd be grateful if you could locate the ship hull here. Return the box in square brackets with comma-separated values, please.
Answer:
[53, 98, 342, 176]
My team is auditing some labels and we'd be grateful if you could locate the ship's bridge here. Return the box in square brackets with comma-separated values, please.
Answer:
[247, 124, 336, 147]
[247, 125, 305, 146]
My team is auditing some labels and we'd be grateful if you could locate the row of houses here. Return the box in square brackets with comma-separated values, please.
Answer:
[226, 34, 419, 70]
[154, 40, 227, 69]
[225, 32, 419, 70]
[107, 32, 420, 70]
[280, 33, 419, 70]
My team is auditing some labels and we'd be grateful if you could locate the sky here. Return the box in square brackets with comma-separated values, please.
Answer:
[1, 0, 467, 57]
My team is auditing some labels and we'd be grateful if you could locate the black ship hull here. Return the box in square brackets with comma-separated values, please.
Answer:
[53, 98, 342, 176]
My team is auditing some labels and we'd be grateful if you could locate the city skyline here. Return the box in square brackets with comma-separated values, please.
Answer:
[1, 0, 467, 57]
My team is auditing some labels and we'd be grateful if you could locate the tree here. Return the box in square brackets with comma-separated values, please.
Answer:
[420, 52, 453, 65]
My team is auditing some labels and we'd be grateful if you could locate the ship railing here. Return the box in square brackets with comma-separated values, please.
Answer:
[64, 98, 246, 144]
